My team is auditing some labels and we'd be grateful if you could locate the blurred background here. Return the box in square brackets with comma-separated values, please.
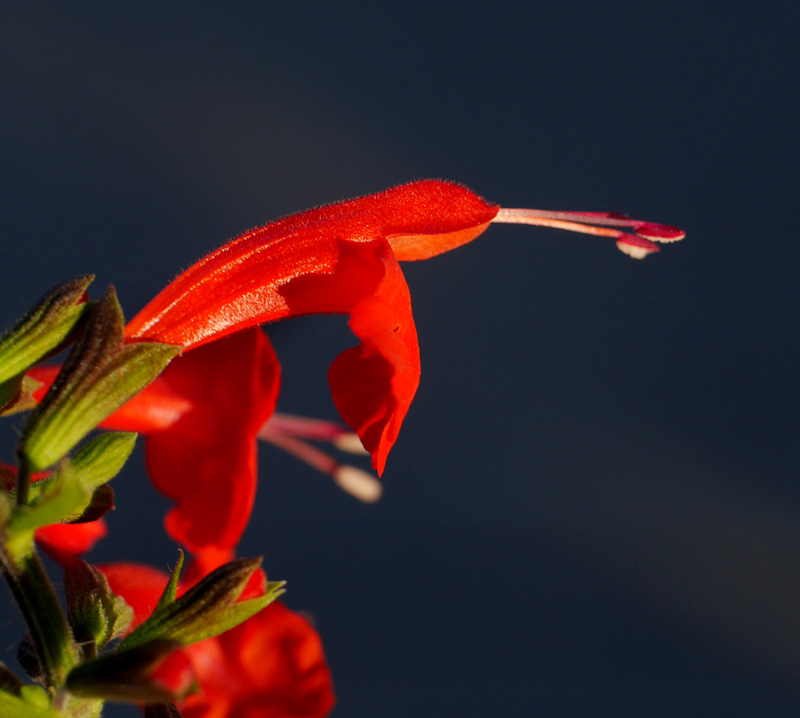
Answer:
[2, 2, 799, 715]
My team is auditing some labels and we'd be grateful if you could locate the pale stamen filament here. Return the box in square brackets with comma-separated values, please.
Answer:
[494, 210, 625, 238]
[262, 412, 368, 454]
[259, 421, 382, 503]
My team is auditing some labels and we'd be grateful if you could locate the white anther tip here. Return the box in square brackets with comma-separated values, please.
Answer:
[332, 433, 369, 455]
[333, 465, 383, 503]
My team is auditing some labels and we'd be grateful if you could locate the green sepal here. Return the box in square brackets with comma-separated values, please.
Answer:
[18, 286, 179, 472]
[154, 551, 185, 614]
[0, 660, 23, 695]
[5, 432, 136, 559]
[0, 375, 42, 416]
[0, 375, 25, 414]
[65, 559, 135, 651]
[16, 636, 43, 683]
[0, 275, 95, 386]
[0, 685, 63, 718]
[67, 485, 114, 524]
[120, 557, 284, 651]
[66, 638, 187, 704]
[63, 431, 136, 502]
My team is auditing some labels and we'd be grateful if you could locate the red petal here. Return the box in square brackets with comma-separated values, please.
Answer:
[136, 328, 280, 553]
[35, 520, 107, 563]
[181, 602, 335, 718]
[326, 242, 419, 475]
[125, 180, 497, 349]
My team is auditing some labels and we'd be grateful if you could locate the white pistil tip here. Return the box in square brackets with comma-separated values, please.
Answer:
[332, 433, 369, 455]
[333, 465, 383, 503]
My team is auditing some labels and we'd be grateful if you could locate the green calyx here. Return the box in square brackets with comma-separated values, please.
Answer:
[0, 276, 95, 389]
[65, 560, 134, 654]
[119, 553, 285, 651]
[65, 553, 284, 705]
[5, 432, 136, 559]
[18, 285, 179, 474]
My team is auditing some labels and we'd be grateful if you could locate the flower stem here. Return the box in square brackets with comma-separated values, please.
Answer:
[0, 541, 79, 690]
[14, 451, 31, 507]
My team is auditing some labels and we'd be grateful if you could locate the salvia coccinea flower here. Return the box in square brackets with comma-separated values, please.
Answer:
[100, 561, 335, 718]
[124, 180, 684, 478]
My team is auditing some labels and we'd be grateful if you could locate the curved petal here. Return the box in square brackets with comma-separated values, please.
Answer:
[325, 242, 419, 475]
[137, 328, 280, 553]
[271, 238, 418, 474]
[124, 180, 498, 350]
[35, 519, 107, 563]
[122, 181, 498, 474]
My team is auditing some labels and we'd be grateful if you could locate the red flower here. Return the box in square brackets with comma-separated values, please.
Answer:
[25, 181, 683, 554]
[124, 180, 683, 475]
[101, 562, 335, 718]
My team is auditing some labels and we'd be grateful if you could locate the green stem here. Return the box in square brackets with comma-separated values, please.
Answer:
[0, 542, 79, 690]
[15, 451, 31, 507]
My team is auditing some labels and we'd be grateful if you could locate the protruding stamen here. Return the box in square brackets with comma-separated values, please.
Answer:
[332, 465, 383, 503]
[259, 420, 381, 502]
[260, 413, 368, 454]
[260, 412, 356, 442]
[492, 207, 684, 259]
[331, 432, 370, 455]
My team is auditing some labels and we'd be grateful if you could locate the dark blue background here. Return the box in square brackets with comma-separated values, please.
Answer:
[2, 2, 799, 716]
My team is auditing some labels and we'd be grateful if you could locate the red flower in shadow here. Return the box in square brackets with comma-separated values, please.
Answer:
[101, 561, 335, 718]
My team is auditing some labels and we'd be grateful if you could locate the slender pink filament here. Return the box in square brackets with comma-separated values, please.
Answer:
[495, 208, 647, 229]
[259, 412, 353, 442]
[493, 209, 624, 238]
[259, 427, 339, 475]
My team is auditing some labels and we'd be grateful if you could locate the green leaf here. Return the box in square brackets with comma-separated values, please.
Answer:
[0, 276, 94, 385]
[18, 286, 179, 472]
